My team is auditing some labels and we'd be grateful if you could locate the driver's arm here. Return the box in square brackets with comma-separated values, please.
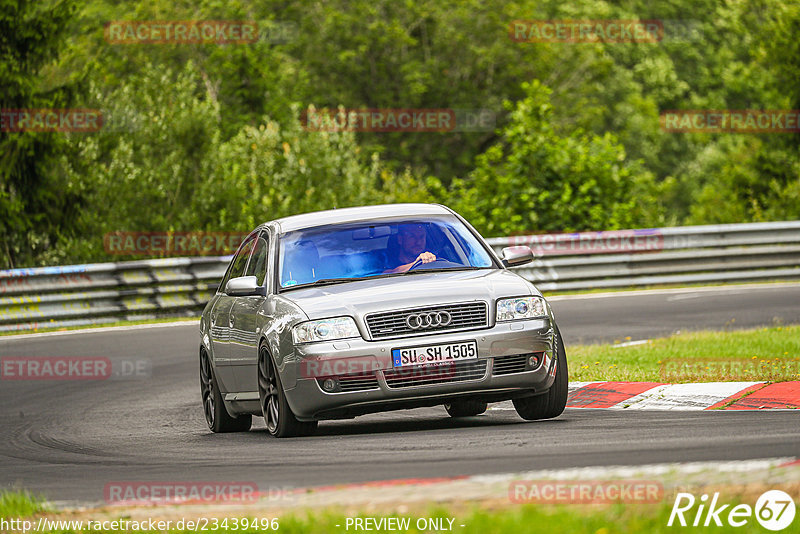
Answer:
[383, 261, 416, 274]
[383, 252, 436, 274]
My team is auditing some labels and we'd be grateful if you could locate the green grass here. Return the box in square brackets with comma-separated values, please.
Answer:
[569, 325, 800, 382]
[274, 504, 736, 534]
[0, 491, 779, 533]
[0, 490, 48, 517]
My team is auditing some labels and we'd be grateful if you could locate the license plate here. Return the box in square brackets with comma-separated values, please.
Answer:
[392, 340, 478, 368]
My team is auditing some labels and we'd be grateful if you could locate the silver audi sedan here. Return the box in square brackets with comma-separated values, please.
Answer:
[199, 203, 568, 437]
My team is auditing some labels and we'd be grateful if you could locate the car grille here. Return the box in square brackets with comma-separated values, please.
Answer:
[492, 351, 545, 375]
[318, 373, 380, 393]
[492, 354, 530, 375]
[365, 302, 488, 339]
[382, 360, 487, 389]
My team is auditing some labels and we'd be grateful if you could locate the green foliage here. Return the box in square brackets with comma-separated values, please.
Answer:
[55, 63, 222, 262]
[57, 65, 414, 262]
[196, 105, 376, 231]
[684, 137, 800, 225]
[452, 81, 660, 236]
[2, 0, 799, 267]
[0, 0, 81, 268]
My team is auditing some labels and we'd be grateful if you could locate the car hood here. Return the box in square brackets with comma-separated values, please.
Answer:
[281, 269, 537, 320]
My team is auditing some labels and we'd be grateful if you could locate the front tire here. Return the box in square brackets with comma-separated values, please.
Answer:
[200, 350, 252, 433]
[444, 399, 488, 417]
[513, 326, 568, 420]
[258, 346, 318, 438]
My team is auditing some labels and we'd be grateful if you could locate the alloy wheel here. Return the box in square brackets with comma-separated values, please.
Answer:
[200, 352, 215, 429]
[258, 348, 280, 434]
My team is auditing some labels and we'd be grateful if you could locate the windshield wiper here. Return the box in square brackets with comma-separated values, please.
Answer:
[282, 276, 370, 290]
[281, 267, 487, 291]
[403, 266, 484, 275]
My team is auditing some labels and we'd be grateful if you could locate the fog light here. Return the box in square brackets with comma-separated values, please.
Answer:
[322, 378, 338, 392]
[528, 354, 540, 368]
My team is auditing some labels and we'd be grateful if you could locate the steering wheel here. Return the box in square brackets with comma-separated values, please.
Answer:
[408, 258, 462, 271]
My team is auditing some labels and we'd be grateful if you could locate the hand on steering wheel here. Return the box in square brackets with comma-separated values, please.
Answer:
[408, 252, 436, 270]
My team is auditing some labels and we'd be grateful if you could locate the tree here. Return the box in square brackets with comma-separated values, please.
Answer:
[452, 80, 661, 237]
[0, 0, 79, 268]
[59, 64, 429, 262]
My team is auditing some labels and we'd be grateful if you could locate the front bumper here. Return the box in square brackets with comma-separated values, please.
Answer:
[285, 318, 557, 420]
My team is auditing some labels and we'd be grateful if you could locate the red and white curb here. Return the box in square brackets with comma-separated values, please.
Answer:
[490, 381, 800, 411]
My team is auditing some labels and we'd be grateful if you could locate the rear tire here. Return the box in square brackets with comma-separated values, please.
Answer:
[444, 399, 488, 417]
[513, 325, 568, 420]
[258, 346, 318, 438]
[200, 350, 252, 433]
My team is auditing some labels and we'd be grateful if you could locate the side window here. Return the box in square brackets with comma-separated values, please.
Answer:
[220, 236, 256, 291]
[245, 234, 269, 286]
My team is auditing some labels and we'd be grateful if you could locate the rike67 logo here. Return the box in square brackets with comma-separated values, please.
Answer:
[669, 490, 796, 530]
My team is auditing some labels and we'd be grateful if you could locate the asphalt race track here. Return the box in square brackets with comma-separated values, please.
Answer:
[1, 284, 799, 505]
[548, 282, 800, 344]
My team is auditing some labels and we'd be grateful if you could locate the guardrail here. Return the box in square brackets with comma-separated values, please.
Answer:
[1, 221, 799, 332]
[0, 257, 227, 332]
[485, 220, 800, 291]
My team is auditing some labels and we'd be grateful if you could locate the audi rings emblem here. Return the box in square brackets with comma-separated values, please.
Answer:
[406, 311, 452, 329]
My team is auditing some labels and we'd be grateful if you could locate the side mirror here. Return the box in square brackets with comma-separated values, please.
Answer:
[225, 275, 266, 297]
[501, 246, 534, 268]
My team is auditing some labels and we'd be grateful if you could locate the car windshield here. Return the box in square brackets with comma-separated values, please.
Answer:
[278, 215, 495, 289]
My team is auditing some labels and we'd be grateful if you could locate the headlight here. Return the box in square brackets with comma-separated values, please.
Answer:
[292, 317, 360, 344]
[496, 296, 547, 321]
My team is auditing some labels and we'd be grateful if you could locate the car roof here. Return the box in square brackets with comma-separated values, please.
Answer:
[268, 203, 453, 233]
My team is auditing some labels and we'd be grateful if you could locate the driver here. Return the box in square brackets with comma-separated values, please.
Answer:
[384, 223, 436, 273]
